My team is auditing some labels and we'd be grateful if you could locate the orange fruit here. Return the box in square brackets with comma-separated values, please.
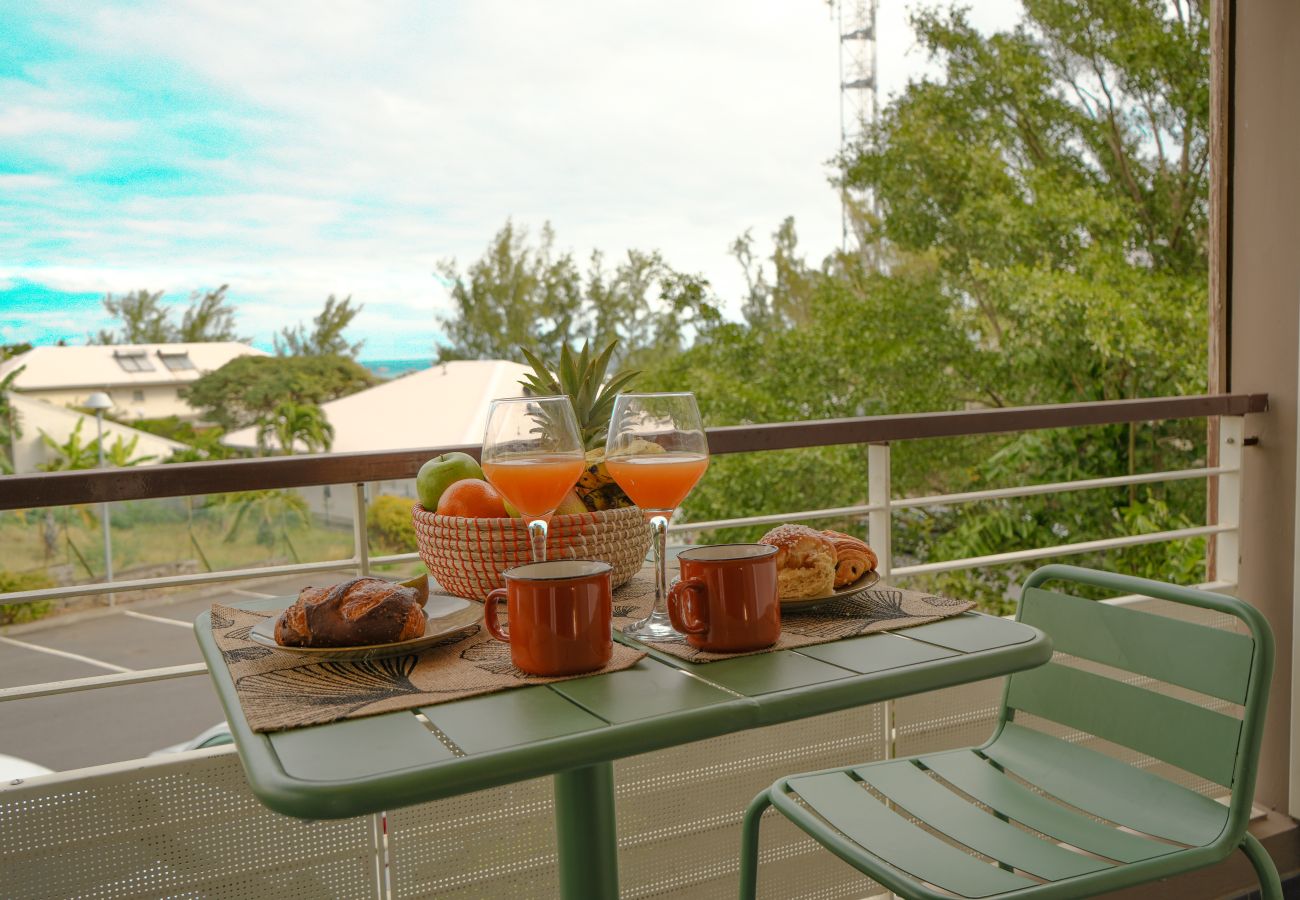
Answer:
[436, 478, 509, 518]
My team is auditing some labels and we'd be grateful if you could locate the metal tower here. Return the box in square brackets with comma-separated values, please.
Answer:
[838, 0, 879, 252]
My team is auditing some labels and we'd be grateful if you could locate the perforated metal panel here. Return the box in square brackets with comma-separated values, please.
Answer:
[386, 776, 559, 899]
[0, 749, 380, 900]
[614, 706, 888, 900]
[386, 705, 890, 899]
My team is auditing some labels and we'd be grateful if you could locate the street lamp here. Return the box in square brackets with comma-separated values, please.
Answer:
[83, 392, 114, 600]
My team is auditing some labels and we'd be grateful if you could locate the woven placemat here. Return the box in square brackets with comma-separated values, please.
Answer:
[612, 568, 973, 663]
[210, 604, 645, 734]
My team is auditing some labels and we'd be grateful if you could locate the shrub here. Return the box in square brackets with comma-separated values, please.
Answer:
[367, 495, 417, 553]
[0, 569, 55, 625]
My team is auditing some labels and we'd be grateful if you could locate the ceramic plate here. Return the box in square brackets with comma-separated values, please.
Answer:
[780, 570, 880, 613]
[250, 590, 482, 661]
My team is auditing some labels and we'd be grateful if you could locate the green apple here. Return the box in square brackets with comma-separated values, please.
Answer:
[502, 496, 521, 518]
[416, 452, 484, 509]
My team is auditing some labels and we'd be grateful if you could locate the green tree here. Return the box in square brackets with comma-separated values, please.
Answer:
[93, 286, 246, 344]
[275, 295, 364, 358]
[0, 364, 25, 474]
[215, 489, 311, 561]
[436, 219, 720, 365]
[255, 400, 334, 455]
[184, 355, 375, 431]
[37, 419, 155, 471]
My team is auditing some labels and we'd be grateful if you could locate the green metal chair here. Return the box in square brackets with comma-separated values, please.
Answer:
[739, 564, 1280, 900]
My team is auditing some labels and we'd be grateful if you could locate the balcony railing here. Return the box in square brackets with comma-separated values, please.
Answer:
[0, 393, 1271, 900]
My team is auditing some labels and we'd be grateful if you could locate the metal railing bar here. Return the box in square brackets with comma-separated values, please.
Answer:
[668, 467, 1234, 534]
[0, 662, 208, 703]
[0, 394, 1267, 510]
[891, 466, 1236, 510]
[893, 524, 1234, 577]
[669, 503, 884, 534]
[0, 557, 359, 607]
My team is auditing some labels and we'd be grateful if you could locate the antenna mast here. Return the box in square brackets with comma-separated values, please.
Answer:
[838, 0, 879, 254]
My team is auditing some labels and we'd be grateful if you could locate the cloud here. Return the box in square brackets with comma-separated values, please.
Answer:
[2, 0, 1020, 357]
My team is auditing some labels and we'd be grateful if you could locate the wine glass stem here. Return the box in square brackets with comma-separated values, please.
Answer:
[528, 518, 548, 562]
[649, 512, 669, 619]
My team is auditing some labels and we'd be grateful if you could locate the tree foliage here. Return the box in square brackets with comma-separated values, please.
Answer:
[184, 355, 375, 431]
[275, 295, 365, 358]
[435, 220, 720, 366]
[92, 286, 246, 344]
[256, 400, 334, 455]
[37, 419, 156, 471]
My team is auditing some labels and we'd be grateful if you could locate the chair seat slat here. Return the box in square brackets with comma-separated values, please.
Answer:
[1020, 588, 1253, 704]
[787, 772, 1036, 898]
[1006, 662, 1241, 786]
[982, 723, 1230, 846]
[921, 751, 1176, 864]
[855, 760, 1113, 881]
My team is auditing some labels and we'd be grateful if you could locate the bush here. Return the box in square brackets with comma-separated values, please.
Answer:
[0, 569, 55, 625]
[367, 495, 417, 553]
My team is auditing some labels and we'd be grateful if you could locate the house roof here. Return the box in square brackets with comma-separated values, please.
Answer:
[222, 360, 534, 453]
[7, 393, 187, 471]
[0, 342, 269, 391]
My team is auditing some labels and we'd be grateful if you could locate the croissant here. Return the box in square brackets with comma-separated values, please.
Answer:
[822, 530, 879, 588]
[274, 576, 426, 648]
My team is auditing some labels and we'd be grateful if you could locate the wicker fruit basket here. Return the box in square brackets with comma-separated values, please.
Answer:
[412, 504, 651, 601]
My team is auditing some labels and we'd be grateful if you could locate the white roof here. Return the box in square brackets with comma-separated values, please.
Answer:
[223, 359, 534, 453]
[7, 393, 187, 472]
[0, 342, 268, 391]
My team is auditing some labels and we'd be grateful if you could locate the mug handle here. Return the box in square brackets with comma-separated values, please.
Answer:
[483, 587, 509, 642]
[667, 578, 708, 634]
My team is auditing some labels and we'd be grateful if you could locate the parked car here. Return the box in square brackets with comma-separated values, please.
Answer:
[150, 722, 233, 756]
[0, 753, 54, 781]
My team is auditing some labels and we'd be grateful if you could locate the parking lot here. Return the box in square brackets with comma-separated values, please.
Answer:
[0, 570, 356, 771]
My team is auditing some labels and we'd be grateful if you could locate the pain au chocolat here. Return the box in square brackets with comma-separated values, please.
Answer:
[274, 576, 427, 648]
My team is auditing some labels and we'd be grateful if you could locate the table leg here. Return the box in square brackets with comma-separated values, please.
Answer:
[553, 761, 620, 899]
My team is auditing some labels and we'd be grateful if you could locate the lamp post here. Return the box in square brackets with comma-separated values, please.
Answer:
[84, 392, 114, 604]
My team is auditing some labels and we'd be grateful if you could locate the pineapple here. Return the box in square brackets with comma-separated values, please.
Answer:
[519, 340, 641, 512]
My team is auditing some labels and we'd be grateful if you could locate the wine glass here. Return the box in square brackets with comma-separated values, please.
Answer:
[604, 392, 710, 641]
[482, 396, 586, 562]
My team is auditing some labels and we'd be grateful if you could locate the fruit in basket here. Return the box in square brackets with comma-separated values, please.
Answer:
[435, 479, 509, 518]
[518, 339, 640, 512]
[555, 489, 588, 515]
[417, 452, 484, 509]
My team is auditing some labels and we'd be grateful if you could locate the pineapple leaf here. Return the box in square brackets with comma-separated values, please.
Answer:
[558, 344, 579, 396]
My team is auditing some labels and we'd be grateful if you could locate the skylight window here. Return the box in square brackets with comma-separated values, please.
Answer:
[113, 351, 155, 373]
[158, 351, 196, 372]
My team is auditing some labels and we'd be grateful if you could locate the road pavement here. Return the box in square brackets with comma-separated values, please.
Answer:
[0, 569, 363, 772]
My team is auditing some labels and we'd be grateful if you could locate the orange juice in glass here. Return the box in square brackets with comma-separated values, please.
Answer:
[482, 454, 585, 519]
[604, 392, 710, 641]
[602, 453, 708, 512]
[481, 397, 585, 562]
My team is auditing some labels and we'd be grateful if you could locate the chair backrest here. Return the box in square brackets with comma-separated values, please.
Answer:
[999, 564, 1273, 840]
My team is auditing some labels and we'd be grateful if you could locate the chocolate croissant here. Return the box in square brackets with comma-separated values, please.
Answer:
[822, 530, 879, 588]
[274, 576, 427, 648]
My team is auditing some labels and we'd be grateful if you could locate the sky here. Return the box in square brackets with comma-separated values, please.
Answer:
[0, 1, 1020, 359]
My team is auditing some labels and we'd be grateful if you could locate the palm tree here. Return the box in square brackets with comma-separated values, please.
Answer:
[0, 364, 25, 474]
[215, 489, 310, 562]
[255, 401, 334, 455]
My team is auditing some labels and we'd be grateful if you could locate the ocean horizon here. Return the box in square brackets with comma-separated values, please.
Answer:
[359, 358, 434, 379]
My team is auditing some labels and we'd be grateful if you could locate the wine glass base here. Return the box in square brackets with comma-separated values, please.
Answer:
[621, 610, 683, 642]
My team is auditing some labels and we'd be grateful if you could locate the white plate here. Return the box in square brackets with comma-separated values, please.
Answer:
[250, 591, 481, 661]
[780, 570, 881, 613]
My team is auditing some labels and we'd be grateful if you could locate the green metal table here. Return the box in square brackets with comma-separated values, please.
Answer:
[195, 599, 1050, 899]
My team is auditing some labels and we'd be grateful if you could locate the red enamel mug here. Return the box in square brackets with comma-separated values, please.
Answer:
[667, 544, 781, 652]
[483, 559, 613, 676]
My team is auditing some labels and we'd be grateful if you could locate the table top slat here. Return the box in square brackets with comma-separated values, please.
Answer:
[268, 711, 456, 781]
[795, 632, 958, 674]
[891, 613, 1039, 654]
[548, 659, 738, 724]
[666, 648, 854, 696]
[422, 686, 607, 755]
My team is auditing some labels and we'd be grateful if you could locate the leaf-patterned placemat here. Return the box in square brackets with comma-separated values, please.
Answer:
[611, 569, 973, 663]
[210, 604, 645, 733]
